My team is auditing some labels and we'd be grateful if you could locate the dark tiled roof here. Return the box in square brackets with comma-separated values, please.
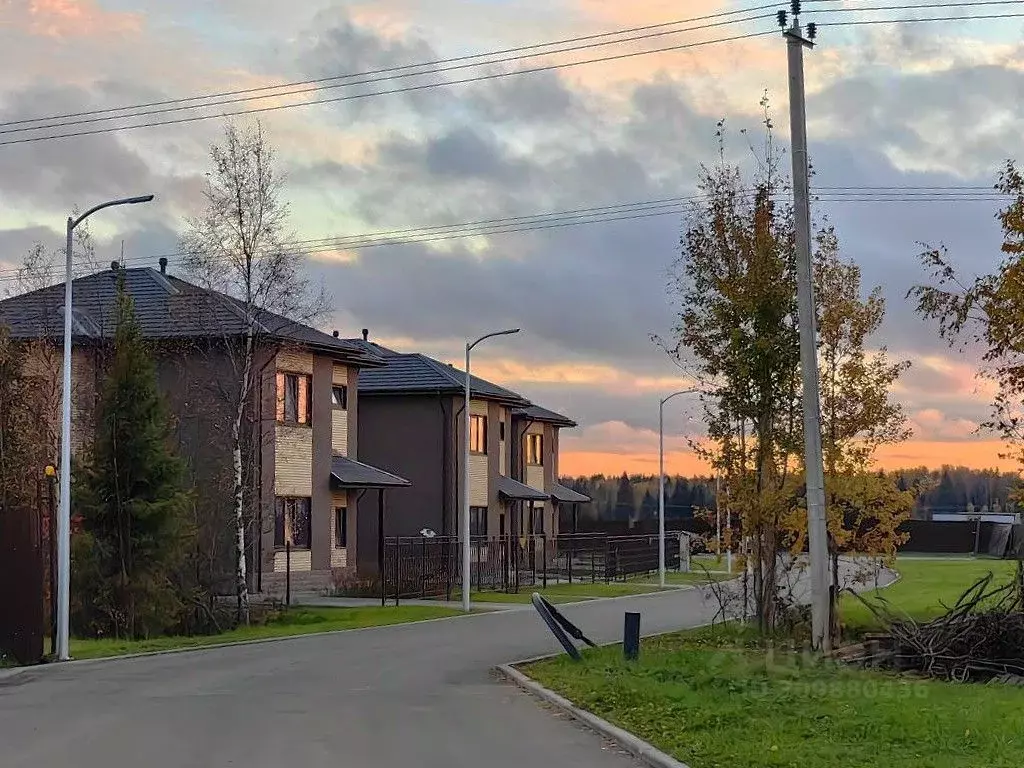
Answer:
[330, 455, 411, 489]
[0, 268, 383, 367]
[513, 404, 577, 428]
[550, 483, 591, 504]
[345, 339, 529, 404]
[495, 475, 549, 502]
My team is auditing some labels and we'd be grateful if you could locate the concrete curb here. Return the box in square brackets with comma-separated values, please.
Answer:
[497, 662, 691, 768]
[0, 607, 497, 678]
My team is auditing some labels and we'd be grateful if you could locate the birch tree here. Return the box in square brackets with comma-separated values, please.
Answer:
[181, 121, 325, 622]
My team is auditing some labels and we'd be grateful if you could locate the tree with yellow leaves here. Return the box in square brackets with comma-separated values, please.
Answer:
[911, 160, 1024, 475]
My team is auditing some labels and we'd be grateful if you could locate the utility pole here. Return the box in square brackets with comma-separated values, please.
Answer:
[781, 1, 831, 653]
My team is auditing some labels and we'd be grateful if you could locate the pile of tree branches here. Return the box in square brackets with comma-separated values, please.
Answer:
[851, 567, 1024, 683]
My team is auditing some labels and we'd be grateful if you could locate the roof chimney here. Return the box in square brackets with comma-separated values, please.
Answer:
[110, 260, 119, 272]
[332, 330, 339, 338]
[158, 257, 168, 274]
[362, 328, 368, 341]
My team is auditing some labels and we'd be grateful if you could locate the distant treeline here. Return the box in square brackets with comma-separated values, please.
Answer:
[561, 465, 1022, 523]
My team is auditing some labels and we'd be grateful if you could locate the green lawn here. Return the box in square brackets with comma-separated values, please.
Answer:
[457, 581, 667, 604]
[633, 570, 737, 586]
[840, 557, 1019, 635]
[67, 605, 463, 660]
[526, 624, 1024, 768]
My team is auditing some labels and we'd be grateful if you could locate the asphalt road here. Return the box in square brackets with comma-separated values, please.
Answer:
[0, 586, 725, 768]
[0, 562, 892, 768]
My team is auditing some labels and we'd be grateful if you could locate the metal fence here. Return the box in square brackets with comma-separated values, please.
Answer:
[381, 532, 683, 604]
[0, 499, 45, 665]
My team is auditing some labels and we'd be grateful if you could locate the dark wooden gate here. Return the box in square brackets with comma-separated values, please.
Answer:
[0, 500, 44, 665]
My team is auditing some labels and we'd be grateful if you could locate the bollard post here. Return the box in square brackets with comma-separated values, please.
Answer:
[624, 612, 641, 661]
[421, 537, 427, 599]
[542, 536, 548, 589]
[285, 540, 291, 609]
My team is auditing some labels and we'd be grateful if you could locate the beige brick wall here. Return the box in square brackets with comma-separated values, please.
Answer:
[331, 364, 349, 455]
[272, 549, 312, 572]
[277, 348, 314, 374]
[330, 490, 349, 568]
[526, 465, 545, 491]
[275, 425, 312, 496]
[469, 455, 488, 506]
[469, 399, 489, 505]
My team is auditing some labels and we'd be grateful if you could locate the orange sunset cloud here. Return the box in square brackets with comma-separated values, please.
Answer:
[561, 437, 1019, 477]
[15, 0, 141, 38]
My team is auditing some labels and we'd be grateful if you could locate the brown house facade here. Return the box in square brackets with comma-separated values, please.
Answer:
[0, 265, 408, 597]
[347, 333, 589, 565]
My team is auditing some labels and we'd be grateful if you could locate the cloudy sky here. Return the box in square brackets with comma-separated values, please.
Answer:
[0, 0, 1021, 475]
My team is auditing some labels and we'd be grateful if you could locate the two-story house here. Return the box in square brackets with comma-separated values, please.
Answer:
[0, 264, 409, 597]
[347, 332, 589, 565]
[510, 404, 591, 537]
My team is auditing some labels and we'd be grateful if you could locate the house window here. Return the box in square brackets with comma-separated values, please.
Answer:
[499, 421, 506, 441]
[526, 433, 543, 465]
[531, 504, 545, 535]
[274, 497, 311, 548]
[470, 414, 487, 454]
[276, 372, 312, 425]
[470, 506, 488, 537]
[335, 506, 347, 548]
[331, 385, 348, 410]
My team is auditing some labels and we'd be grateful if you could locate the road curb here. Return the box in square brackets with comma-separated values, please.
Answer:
[496, 662, 691, 768]
[0, 608, 496, 676]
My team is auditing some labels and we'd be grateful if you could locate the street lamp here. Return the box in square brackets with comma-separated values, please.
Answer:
[462, 328, 520, 612]
[56, 194, 154, 662]
[658, 389, 700, 588]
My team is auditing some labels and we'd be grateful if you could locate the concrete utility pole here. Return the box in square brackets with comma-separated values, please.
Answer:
[781, 1, 831, 653]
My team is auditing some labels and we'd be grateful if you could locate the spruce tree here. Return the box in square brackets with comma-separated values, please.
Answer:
[72, 276, 193, 639]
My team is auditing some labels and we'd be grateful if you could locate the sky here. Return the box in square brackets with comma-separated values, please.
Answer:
[1, 0, 1023, 476]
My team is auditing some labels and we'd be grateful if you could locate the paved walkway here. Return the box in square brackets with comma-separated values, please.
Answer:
[0, 564, 893, 768]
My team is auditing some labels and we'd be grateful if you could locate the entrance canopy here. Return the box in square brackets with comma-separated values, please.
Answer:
[496, 475, 549, 502]
[550, 483, 591, 504]
[330, 455, 411, 490]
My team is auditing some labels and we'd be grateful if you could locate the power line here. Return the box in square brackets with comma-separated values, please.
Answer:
[0, 29, 779, 147]
[820, 11, 1024, 26]
[0, 3, 1017, 146]
[807, 0, 1024, 13]
[0, 3, 794, 131]
[6, 1, 1013, 138]
[0, 187, 1007, 282]
[0, 14, 779, 137]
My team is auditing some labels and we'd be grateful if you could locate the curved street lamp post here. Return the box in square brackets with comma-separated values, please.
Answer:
[658, 389, 700, 588]
[56, 195, 154, 662]
[462, 328, 520, 612]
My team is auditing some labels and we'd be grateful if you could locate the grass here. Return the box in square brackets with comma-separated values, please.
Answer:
[840, 556, 1019, 635]
[634, 570, 737, 586]
[449, 581, 668, 604]
[526, 624, 1024, 768]
[67, 605, 464, 660]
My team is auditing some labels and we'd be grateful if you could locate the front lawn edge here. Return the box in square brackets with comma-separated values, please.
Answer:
[0, 607, 493, 678]
[497, 661, 692, 768]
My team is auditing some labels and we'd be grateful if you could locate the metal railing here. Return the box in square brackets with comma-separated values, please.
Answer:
[381, 532, 682, 605]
